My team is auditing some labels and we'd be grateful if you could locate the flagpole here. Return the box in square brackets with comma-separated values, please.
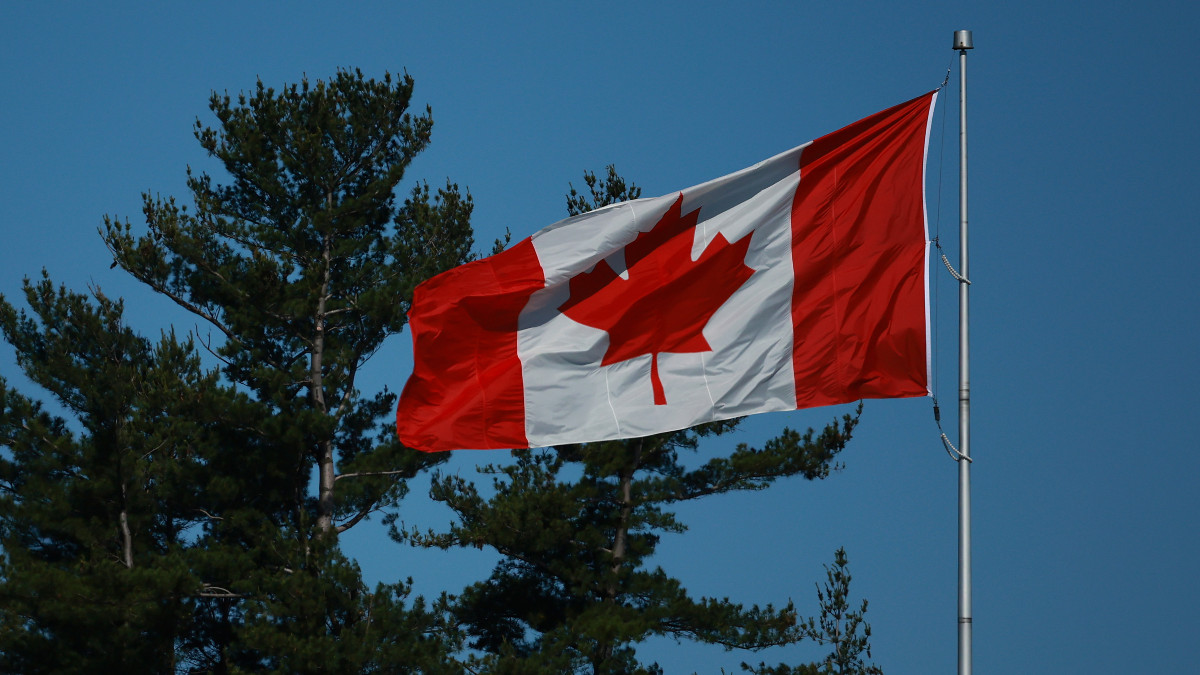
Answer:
[953, 28, 974, 675]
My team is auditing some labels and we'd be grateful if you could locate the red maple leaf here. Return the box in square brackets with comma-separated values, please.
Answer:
[558, 194, 756, 405]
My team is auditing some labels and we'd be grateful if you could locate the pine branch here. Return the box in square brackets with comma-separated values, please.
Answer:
[334, 469, 411, 482]
[335, 499, 380, 533]
[193, 508, 223, 521]
[197, 586, 244, 599]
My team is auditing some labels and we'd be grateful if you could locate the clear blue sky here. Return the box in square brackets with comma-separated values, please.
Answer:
[2, 2, 1197, 673]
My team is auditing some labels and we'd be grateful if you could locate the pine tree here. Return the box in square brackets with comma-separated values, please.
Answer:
[93, 69, 477, 671]
[742, 548, 882, 675]
[103, 69, 473, 540]
[800, 548, 882, 675]
[408, 167, 863, 674]
[0, 277, 233, 673]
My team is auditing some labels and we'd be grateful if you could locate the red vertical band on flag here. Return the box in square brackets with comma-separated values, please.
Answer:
[790, 92, 934, 408]
[396, 238, 545, 452]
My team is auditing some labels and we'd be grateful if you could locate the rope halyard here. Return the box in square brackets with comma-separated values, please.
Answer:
[933, 235, 970, 285]
[941, 252, 971, 285]
[931, 240, 970, 461]
[941, 432, 972, 463]
[928, 87, 972, 465]
[933, 397, 972, 463]
[931, 238, 972, 463]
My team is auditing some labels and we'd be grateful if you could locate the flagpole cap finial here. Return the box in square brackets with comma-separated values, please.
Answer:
[953, 30, 974, 50]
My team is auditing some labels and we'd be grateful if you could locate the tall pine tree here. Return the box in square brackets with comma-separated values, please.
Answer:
[103, 69, 474, 541]
[408, 167, 863, 674]
[96, 69, 477, 672]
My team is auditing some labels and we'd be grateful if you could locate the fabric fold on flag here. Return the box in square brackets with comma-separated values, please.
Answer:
[398, 91, 938, 452]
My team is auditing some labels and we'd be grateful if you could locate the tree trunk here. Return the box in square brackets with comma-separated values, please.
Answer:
[595, 438, 644, 670]
[119, 507, 133, 569]
[119, 472, 134, 568]
[313, 221, 336, 535]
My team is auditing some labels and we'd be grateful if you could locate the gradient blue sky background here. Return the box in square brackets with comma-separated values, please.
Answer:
[3, 2, 1197, 673]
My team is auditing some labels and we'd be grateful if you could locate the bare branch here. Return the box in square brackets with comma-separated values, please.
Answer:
[332, 359, 360, 419]
[140, 439, 169, 461]
[193, 508, 223, 521]
[322, 306, 357, 318]
[197, 586, 244, 599]
[334, 469, 411, 482]
[335, 503, 378, 533]
[18, 420, 67, 455]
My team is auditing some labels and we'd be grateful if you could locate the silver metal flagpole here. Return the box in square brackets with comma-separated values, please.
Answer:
[953, 28, 974, 675]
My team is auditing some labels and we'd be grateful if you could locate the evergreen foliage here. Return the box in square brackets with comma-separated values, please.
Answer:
[408, 167, 865, 674]
[0, 279, 222, 673]
[742, 548, 882, 675]
[102, 69, 474, 539]
[1, 69, 475, 672]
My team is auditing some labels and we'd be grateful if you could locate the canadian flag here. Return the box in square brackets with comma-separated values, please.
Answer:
[397, 91, 937, 452]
